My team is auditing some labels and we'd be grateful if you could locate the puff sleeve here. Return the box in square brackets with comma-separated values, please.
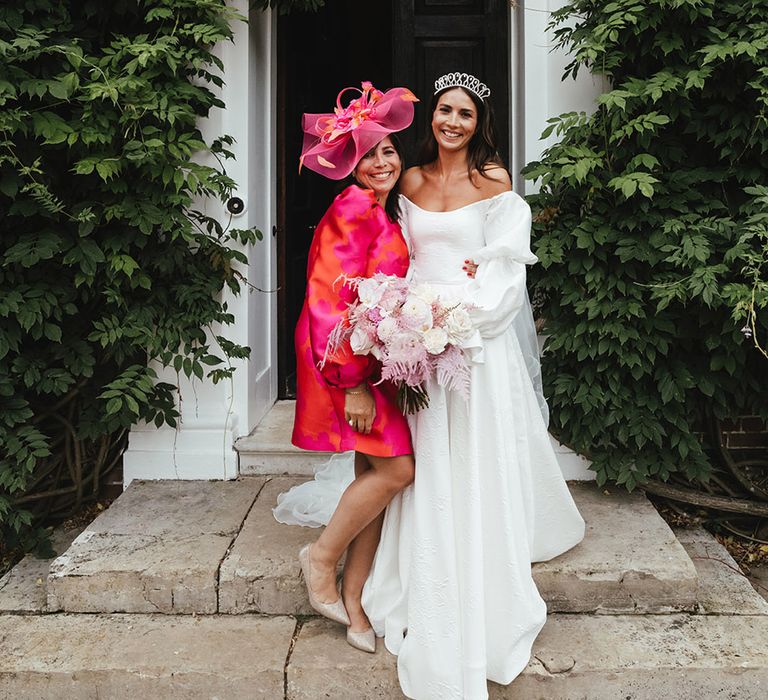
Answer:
[304, 187, 381, 388]
[465, 191, 538, 339]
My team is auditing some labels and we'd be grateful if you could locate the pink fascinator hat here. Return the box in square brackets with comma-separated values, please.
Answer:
[300, 81, 418, 180]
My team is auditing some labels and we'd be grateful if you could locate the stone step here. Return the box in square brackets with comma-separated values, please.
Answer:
[0, 613, 294, 700]
[288, 614, 768, 699]
[2, 610, 765, 699]
[235, 400, 334, 476]
[47, 476, 698, 615]
[47, 478, 266, 614]
[0, 525, 81, 613]
[675, 527, 768, 615]
[235, 400, 596, 480]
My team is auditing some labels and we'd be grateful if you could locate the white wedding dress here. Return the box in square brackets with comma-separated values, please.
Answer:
[274, 191, 585, 700]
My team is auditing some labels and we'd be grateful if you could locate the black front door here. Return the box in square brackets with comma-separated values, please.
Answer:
[277, 1, 510, 398]
[393, 0, 511, 164]
[277, 1, 394, 397]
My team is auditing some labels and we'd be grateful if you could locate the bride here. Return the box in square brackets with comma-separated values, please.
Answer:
[276, 72, 585, 700]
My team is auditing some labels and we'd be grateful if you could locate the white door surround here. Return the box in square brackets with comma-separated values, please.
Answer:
[123, 4, 278, 484]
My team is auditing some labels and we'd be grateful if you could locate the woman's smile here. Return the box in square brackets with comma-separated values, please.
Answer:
[431, 87, 477, 151]
[353, 136, 402, 204]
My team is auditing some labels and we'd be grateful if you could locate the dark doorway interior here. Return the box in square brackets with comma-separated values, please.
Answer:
[277, 1, 393, 398]
[277, 1, 510, 398]
[393, 0, 510, 165]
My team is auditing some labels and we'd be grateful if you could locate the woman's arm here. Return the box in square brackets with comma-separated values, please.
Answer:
[305, 188, 380, 389]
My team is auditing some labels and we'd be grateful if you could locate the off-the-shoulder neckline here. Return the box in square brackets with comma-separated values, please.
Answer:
[400, 190, 512, 214]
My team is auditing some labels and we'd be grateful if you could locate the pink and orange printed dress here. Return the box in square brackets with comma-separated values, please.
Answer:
[292, 185, 413, 457]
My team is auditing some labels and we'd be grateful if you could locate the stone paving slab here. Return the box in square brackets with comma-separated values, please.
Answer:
[236, 400, 334, 476]
[47, 478, 266, 614]
[287, 619, 400, 699]
[676, 527, 768, 615]
[0, 613, 294, 700]
[220, 477, 316, 614]
[0, 526, 81, 613]
[533, 483, 698, 613]
[288, 615, 768, 699]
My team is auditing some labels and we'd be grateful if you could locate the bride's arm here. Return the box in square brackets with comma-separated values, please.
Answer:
[465, 192, 538, 339]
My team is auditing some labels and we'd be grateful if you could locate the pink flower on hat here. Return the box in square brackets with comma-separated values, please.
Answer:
[317, 82, 384, 144]
[300, 82, 418, 180]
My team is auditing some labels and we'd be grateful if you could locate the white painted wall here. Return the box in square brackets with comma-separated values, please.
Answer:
[513, 1, 606, 480]
[123, 3, 277, 484]
[512, 1, 608, 194]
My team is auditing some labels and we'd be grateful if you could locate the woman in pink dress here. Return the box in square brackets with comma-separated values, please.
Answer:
[290, 82, 418, 653]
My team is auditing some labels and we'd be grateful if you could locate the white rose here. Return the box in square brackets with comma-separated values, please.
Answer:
[377, 316, 399, 342]
[400, 295, 433, 331]
[356, 278, 384, 307]
[349, 326, 375, 354]
[444, 306, 474, 342]
[423, 327, 449, 355]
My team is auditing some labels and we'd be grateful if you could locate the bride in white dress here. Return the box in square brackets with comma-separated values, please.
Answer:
[275, 73, 585, 700]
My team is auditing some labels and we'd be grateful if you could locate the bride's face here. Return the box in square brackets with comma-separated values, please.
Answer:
[431, 88, 477, 152]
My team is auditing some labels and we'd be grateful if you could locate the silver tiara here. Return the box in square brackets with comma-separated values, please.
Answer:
[433, 72, 491, 100]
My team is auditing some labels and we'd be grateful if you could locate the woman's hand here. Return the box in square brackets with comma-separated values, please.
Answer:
[345, 384, 376, 434]
[463, 258, 478, 278]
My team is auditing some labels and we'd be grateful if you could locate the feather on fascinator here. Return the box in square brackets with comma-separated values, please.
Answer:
[300, 82, 418, 180]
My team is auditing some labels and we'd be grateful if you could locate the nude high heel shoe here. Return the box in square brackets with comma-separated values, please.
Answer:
[346, 626, 376, 653]
[298, 544, 350, 625]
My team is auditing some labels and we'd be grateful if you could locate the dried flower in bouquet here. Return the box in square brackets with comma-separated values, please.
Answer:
[324, 273, 475, 413]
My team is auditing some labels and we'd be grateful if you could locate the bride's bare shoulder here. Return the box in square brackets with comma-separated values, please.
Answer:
[400, 166, 426, 198]
[473, 164, 512, 197]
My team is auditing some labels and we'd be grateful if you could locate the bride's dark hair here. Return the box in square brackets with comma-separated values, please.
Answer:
[417, 86, 505, 183]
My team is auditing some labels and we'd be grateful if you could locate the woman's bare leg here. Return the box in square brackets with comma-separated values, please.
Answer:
[342, 511, 384, 631]
[342, 453, 386, 631]
[305, 451, 414, 606]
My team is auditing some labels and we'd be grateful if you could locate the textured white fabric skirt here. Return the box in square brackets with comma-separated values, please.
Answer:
[361, 325, 585, 700]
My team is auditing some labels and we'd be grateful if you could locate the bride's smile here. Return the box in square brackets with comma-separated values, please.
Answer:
[432, 88, 478, 151]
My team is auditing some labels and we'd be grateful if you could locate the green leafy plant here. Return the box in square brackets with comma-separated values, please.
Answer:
[0, 0, 262, 552]
[524, 0, 768, 491]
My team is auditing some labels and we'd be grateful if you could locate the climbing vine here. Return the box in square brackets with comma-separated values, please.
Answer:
[524, 0, 768, 491]
[0, 0, 260, 553]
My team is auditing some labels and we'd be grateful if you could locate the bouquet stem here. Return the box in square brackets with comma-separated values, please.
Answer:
[397, 382, 430, 414]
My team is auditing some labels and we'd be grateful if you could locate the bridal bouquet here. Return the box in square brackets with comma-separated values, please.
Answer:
[325, 273, 475, 413]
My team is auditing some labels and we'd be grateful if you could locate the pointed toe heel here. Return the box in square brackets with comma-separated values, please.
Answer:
[299, 544, 350, 626]
[346, 626, 376, 653]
